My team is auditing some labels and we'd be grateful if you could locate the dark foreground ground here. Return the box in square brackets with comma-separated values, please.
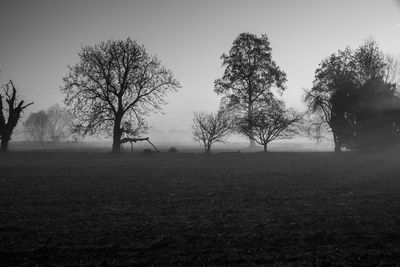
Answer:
[1, 151, 400, 266]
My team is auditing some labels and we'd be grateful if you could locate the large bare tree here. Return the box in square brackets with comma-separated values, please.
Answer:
[0, 80, 33, 152]
[62, 38, 180, 152]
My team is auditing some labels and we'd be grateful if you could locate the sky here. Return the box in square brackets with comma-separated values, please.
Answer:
[0, 0, 399, 133]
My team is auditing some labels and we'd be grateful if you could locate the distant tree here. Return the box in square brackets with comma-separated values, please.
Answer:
[192, 110, 231, 153]
[61, 38, 180, 153]
[24, 110, 49, 142]
[24, 105, 73, 143]
[46, 104, 73, 142]
[0, 80, 33, 152]
[302, 117, 326, 144]
[215, 33, 287, 148]
[304, 39, 385, 152]
[237, 99, 302, 152]
[384, 54, 400, 91]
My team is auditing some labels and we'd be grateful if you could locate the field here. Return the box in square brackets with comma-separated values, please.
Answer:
[2, 150, 400, 266]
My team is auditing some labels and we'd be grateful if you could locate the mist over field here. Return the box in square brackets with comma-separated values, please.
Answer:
[9, 126, 334, 153]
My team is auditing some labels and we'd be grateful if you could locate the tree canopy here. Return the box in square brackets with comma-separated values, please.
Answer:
[215, 33, 287, 148]
[305, 38, 400, 151]
[237, 99, 302, 152]
[61, 38, 180, 152]
[354, 77, 400, 150]
[304, 47, 359, 151]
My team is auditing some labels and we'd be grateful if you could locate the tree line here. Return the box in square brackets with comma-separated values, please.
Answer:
[23, 104, 76, 143]
[0, 34, 399, 153]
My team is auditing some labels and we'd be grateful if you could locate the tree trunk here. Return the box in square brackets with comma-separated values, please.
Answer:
[112, 116, 122, 153]
[112, 135, 121, 153]
[112, 132, 122, 153]
[263, 143, 267, 152]
[1, 137, 9, 152]
[333, 132, 341, 152]
[334, 143, 341, 152]
[205, 143, 211, 154]
[247, 101, 257, 149]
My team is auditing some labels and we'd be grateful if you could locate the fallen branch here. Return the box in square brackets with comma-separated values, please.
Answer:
[120, 137, 160, 152]
[120, 137, 149, 144]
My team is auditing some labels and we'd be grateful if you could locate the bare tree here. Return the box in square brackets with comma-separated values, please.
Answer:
[24, 105, 73, 143]
[0, 80, 33, 152]
[238, 100, 302, 152]
[23, 110, 49, 142]
[192, 111, 231, 153]
[385, 54, 400, 91]
[62, 38, 180, 152]
[47, 104, 73, 142]
[301, 115, 329, 144]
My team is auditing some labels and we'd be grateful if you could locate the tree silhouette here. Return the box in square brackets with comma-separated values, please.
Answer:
[215, 33, 286, 148]
[305, 39, 386, 152]
[192, 111, 231, 153]
[24, 105, 73, 143]
[0, 80, 33, 152]
[46, 104, 73, 142]
[384, 54, 400, 91]
[24, 110, 49, 142]
[353, 77, 400, 150]
[237, 99, 302, 152]
[62, 38, 180, 152]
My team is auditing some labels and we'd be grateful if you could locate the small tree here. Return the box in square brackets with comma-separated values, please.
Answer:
[62, 38, 180, 153]
[24, 110, 49, 142]
[24, 105, 73, 143]
[237, 99, 302, 152]
[47, 104, 73, 142]
[192, 111, 231, 153]
[0, 80, 33, 152]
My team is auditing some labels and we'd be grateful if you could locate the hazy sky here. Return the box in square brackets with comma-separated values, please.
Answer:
[1, 0, 399, 131]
